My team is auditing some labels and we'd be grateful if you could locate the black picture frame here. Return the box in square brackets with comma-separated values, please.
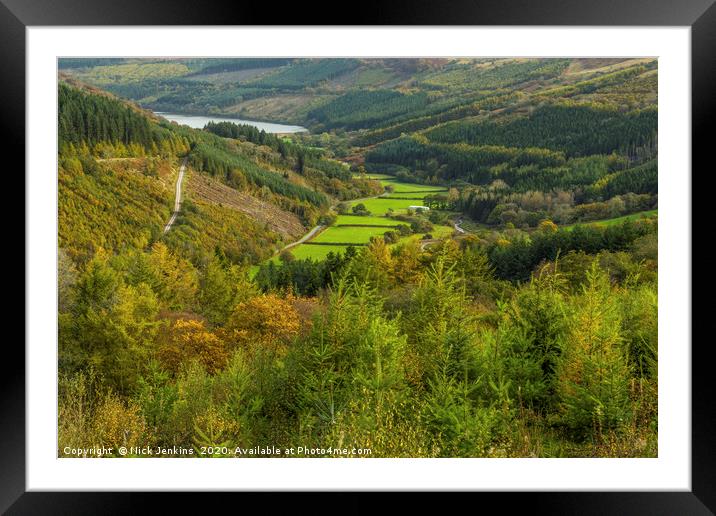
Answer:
[5, 0, 713, 512]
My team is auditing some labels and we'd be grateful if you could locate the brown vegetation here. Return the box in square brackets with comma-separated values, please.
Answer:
[186, 171, 305, 238]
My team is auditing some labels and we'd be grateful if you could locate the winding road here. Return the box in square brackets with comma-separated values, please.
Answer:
[163, 157, 188, 235]
[281, 224, 326, 252]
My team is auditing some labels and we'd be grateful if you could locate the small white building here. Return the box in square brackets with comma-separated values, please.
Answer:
[409, 205, 430, 212]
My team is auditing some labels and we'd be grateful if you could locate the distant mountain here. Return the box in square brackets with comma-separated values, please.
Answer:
[59, 57, 657, 138]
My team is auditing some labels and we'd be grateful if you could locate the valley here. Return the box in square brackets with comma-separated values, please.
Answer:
[57, 57, 659, 459]
[273, 173, 451, 262]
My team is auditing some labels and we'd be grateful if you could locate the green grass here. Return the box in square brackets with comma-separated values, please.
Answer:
[335, 214, 402, 227]
[350, 197, 428, 215]
[563, 210, 657, 230]
[288, 244, 354, 261]
[279, 222, 455, 263]
[381, 194, 428, 200]
[261, 175, 454, 265]
[312, 226, 392, 244]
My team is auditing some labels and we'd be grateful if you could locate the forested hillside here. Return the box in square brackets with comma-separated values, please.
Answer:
[58, 58, 658, 459]
[58, 82, 374, 263]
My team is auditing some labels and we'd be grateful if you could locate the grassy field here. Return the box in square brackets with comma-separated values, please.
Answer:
[350, 197, 428, 215]
[261, 175, 456, 264]
[335, 214, 403, 227]
[264, 244, 354, 264]
[312, 225, 391, 244]
[291, 244, 355, 261]
[311, 175, 447, 251]
[351, 175, 447, 193]
[381, 194, 428, 200]
[563, 210, 657, 230]
[288, 224, 455, 261]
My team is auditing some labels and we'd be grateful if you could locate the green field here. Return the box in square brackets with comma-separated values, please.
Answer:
[350, 197, 428, 215]
[312, 225, 390, 244]
[291, 244, 354, 261]
[266, 243, 355, 263]
[262, 175, 455, 264]
[563, 210, 657, 230]
[288, 223, 454, 261]
[335, 214, 402, 227]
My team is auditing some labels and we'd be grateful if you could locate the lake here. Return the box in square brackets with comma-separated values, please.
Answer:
[155, 112, 308, 133]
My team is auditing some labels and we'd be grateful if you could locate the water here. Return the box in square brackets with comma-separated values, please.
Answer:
[155, 112, 308, 133]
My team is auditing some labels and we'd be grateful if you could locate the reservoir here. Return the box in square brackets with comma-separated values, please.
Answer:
[155, 112, 308, 133]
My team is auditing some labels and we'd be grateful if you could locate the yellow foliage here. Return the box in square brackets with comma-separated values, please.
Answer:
[58, 371, 147, 457]
[159, 319, 228, 374]
[428, 239, 461, 264]
[93, 392, 146, 451]
[226, 294, 300, 352]
[148, 242, 199, 308]
[367, 237, 393, 268]
[538, 219, 558, 233]
[392, 240, 424, 284]
[192, 406, 240, 449]
[363, 237, 394, 287]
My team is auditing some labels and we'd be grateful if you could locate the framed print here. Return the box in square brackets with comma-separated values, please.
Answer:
[5, 0, 714, 512]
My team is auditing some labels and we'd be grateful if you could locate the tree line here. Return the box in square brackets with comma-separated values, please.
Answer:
[59, 83, 185, 154]
[425, 102, 657, 158]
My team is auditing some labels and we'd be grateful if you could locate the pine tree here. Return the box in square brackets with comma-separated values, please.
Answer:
[555, 261, 632, 439]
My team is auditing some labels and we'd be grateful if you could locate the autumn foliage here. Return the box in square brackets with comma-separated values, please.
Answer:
[225, 294, 300, 352]
[159, 319, 228, 375]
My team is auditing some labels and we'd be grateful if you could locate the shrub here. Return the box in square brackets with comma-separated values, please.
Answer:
[396, 224, 412, 236]
[279, 250, 296, 262]
[351, 203, 371, 216]
[383, 230, 400, 244]
[410, 219, 433, 233]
